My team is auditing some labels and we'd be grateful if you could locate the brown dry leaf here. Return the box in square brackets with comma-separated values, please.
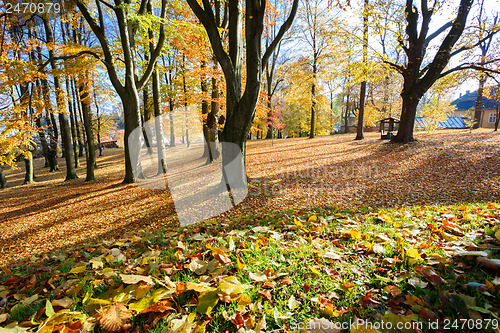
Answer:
[26, 275, 36, 290]
[214, 253, 231, 266]
[52, 297, 74, 308]
[259, 290, 272, 302]
[477, 257, 500, 272]
[421, 266, 445, 286]
[99, 302, 133, 332]
[281, 277, 293, 286]
[141, 300, 175, 314]
[262, 281, 277, 289]
[384, 285, 402, 297]
[418, 307, 438, 322]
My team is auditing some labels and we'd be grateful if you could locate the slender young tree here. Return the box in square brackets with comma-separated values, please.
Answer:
[472, 0, 498, 129]
[355, 0, 369, 140]
[34, 25, 59, 171]
[147, 0, 167, 174]
[0, 167, 6, 189]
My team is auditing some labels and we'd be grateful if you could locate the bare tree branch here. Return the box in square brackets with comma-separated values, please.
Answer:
[137, 0, 167, 90]
[424, 21, 453, 45]
[185, 0, 235, 87]
[37, 50, 102, 71]
[450, 28, 500, 57]
[262, 0, 299, 69]
[439, 62, 500, 78]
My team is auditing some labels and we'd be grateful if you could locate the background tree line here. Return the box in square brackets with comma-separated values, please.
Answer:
[0, 0, 499, 189]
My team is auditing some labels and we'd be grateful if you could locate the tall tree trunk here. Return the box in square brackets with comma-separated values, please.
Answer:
[309, 52, 317, 139]
[23, 152, 34, 184]
[355, 0, 369, 140]
[208, 72, 221, 159]
[66, 80, 80, 167]
[201, 60, 210, 157]
[121, 89, 142, 183]
[75, 79, 88, 162]
[72, 79, 85, 157]
[39, 80, 59, 171]
[94, 89, 103, 156]
[201, 60, 220, 162]
[78, 74, 96, 181]
[182, 56, 190, 148]
[34, 93, 51, 170]
[142, 81, 153, 155]
[265, 62, 273, 139]
[169, 98, 176, 147]
[344, 90, 350, 133]
[146, 1, 167, 174]
[221, 100, 253, 188]
[152, 68, 167, 174]
[394, 91, 420, 143]
[162, 56, 176, 148]
[43, 18, 77, 181]
[0, 167, 6, 189]
[473, 62, 486, 129]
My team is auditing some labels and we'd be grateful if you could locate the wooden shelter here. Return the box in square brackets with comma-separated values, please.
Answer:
[378, 117, 400, 139]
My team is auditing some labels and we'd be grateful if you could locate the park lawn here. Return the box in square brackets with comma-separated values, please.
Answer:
[0, 203, 499, 333]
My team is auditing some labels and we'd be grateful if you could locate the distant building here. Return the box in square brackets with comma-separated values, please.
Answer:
[415, 116, 469, 129]
[451, 88, 498, 128]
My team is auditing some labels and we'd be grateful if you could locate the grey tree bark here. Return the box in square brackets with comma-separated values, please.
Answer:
[186, 0, 299, 186]
[43, 17, 78, 181]
[76, 0, 167, 183]
[388, 0, 498, 143]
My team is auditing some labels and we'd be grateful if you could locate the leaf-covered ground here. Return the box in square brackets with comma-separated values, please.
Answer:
[2, 130, 500, 267]
[1, 130, 500, 332]
[1, 204, 499, 332]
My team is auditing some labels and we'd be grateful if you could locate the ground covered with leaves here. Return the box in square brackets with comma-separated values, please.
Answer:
[1, 204, 500, 332]
[1, 130, 500, 332]
[2, 130, 500, 266]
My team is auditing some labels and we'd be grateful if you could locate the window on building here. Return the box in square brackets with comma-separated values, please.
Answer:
[489, 113, 497, 123]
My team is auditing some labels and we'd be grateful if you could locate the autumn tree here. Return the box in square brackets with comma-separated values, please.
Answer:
[294, 0, 333, 139]
[0, 15, 39, 188]
[280, 57, 330, 136]
[42, 17, 78, 181]
[186, 0, 299, 186]
[76, 0, 167, 183]
[355, 0, 369, 140]
[386, 0, 500, 143]
[263, 0, 292, 139]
